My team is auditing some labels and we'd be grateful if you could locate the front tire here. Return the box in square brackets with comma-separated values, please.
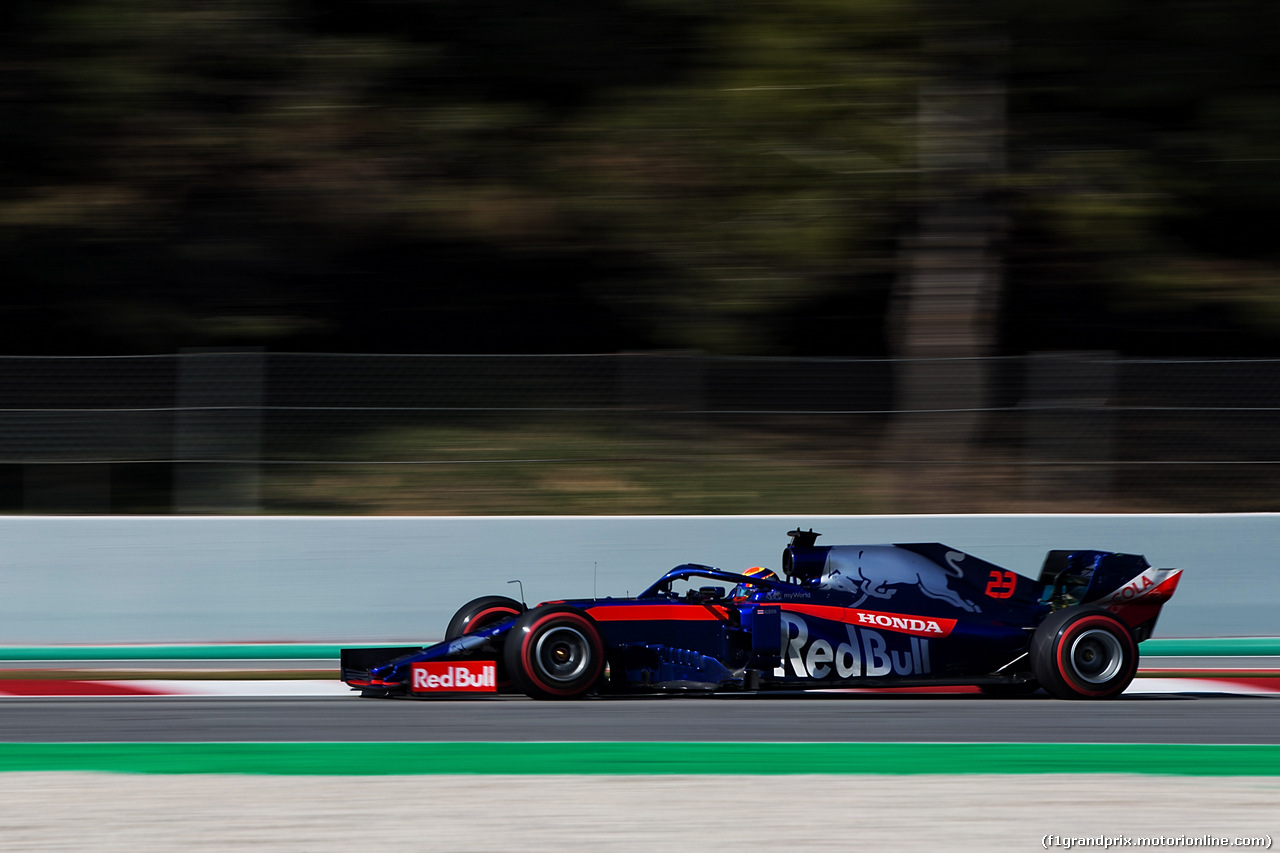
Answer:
[1030, 606, 1137, 700]
[445, 595, 525, 640]
[445, 595, 526, 691]
[504, 605, 605, 700]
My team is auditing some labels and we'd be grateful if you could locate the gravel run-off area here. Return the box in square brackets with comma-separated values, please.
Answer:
[0, 773, 1276, 852]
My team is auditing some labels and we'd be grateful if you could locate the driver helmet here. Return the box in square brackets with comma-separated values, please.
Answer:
[731, 566, 778, 599]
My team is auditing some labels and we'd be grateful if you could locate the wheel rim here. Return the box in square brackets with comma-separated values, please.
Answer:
[1069, 628, 1124, 684]
[533, 626, 591, 683]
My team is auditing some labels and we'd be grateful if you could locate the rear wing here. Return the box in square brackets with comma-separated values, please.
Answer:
[1037, 550, 1149, 605]
[1037, 550, 1182, 640]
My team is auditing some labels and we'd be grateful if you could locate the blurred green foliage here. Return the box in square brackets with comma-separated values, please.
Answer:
[263, 418, 891, 515]
[3, 0, 1280, 355]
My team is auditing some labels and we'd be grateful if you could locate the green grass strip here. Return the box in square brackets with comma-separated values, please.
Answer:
[1143, 638, 1280, 656]
[0, 644, 387, 661]
[0, 637, 1276, 662]
[0, 742, 1276, 776]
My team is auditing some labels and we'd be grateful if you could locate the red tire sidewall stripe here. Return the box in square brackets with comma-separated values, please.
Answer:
[464, 605, 521, 689]
[464, 606, 520, 634]
[1054, 614, 1136, 697]
[520, 611, 603, 697]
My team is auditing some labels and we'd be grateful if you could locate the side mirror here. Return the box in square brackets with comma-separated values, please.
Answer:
[687, 585, 726, 603]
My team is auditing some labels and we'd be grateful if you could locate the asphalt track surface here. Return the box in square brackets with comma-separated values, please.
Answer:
[1, 693, 1276, 744]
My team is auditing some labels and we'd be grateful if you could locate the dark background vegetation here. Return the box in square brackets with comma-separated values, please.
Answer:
[4, 1, 1280, 515]
[5, 0, 1280, 359]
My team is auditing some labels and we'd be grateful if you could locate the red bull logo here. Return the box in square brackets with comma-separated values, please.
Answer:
[411, 661, 497, 692]
[773, 612, 932, 679]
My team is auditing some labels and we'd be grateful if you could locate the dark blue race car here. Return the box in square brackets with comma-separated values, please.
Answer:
[341, 529, 1182, 701]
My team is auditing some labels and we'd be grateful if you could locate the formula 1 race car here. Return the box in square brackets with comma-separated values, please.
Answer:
[341, 529, 1182, 701]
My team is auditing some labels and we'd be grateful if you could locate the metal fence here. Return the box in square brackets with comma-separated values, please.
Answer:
[1, 351, 1277, 513]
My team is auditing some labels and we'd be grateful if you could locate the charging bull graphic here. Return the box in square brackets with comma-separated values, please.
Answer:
[820, 546, 980, 613]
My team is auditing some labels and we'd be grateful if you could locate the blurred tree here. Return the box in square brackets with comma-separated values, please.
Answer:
[3, 0, 1280, 356]
[997, 0, 1280, 354]
[886, 20, 1007, 495]
[0, 0, 921, 355]
[556, 0, 920, 353]
[0, 0, 703, 353]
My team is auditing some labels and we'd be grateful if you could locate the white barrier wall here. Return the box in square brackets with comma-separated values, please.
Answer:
[0, 515, 1276, 644]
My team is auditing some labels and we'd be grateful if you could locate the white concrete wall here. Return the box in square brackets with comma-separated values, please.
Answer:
[0, 514, 1275, 644]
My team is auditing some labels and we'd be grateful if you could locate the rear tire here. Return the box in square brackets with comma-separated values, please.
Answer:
[504, 605, 605, 700]
[1031, 606, 1137, 700]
